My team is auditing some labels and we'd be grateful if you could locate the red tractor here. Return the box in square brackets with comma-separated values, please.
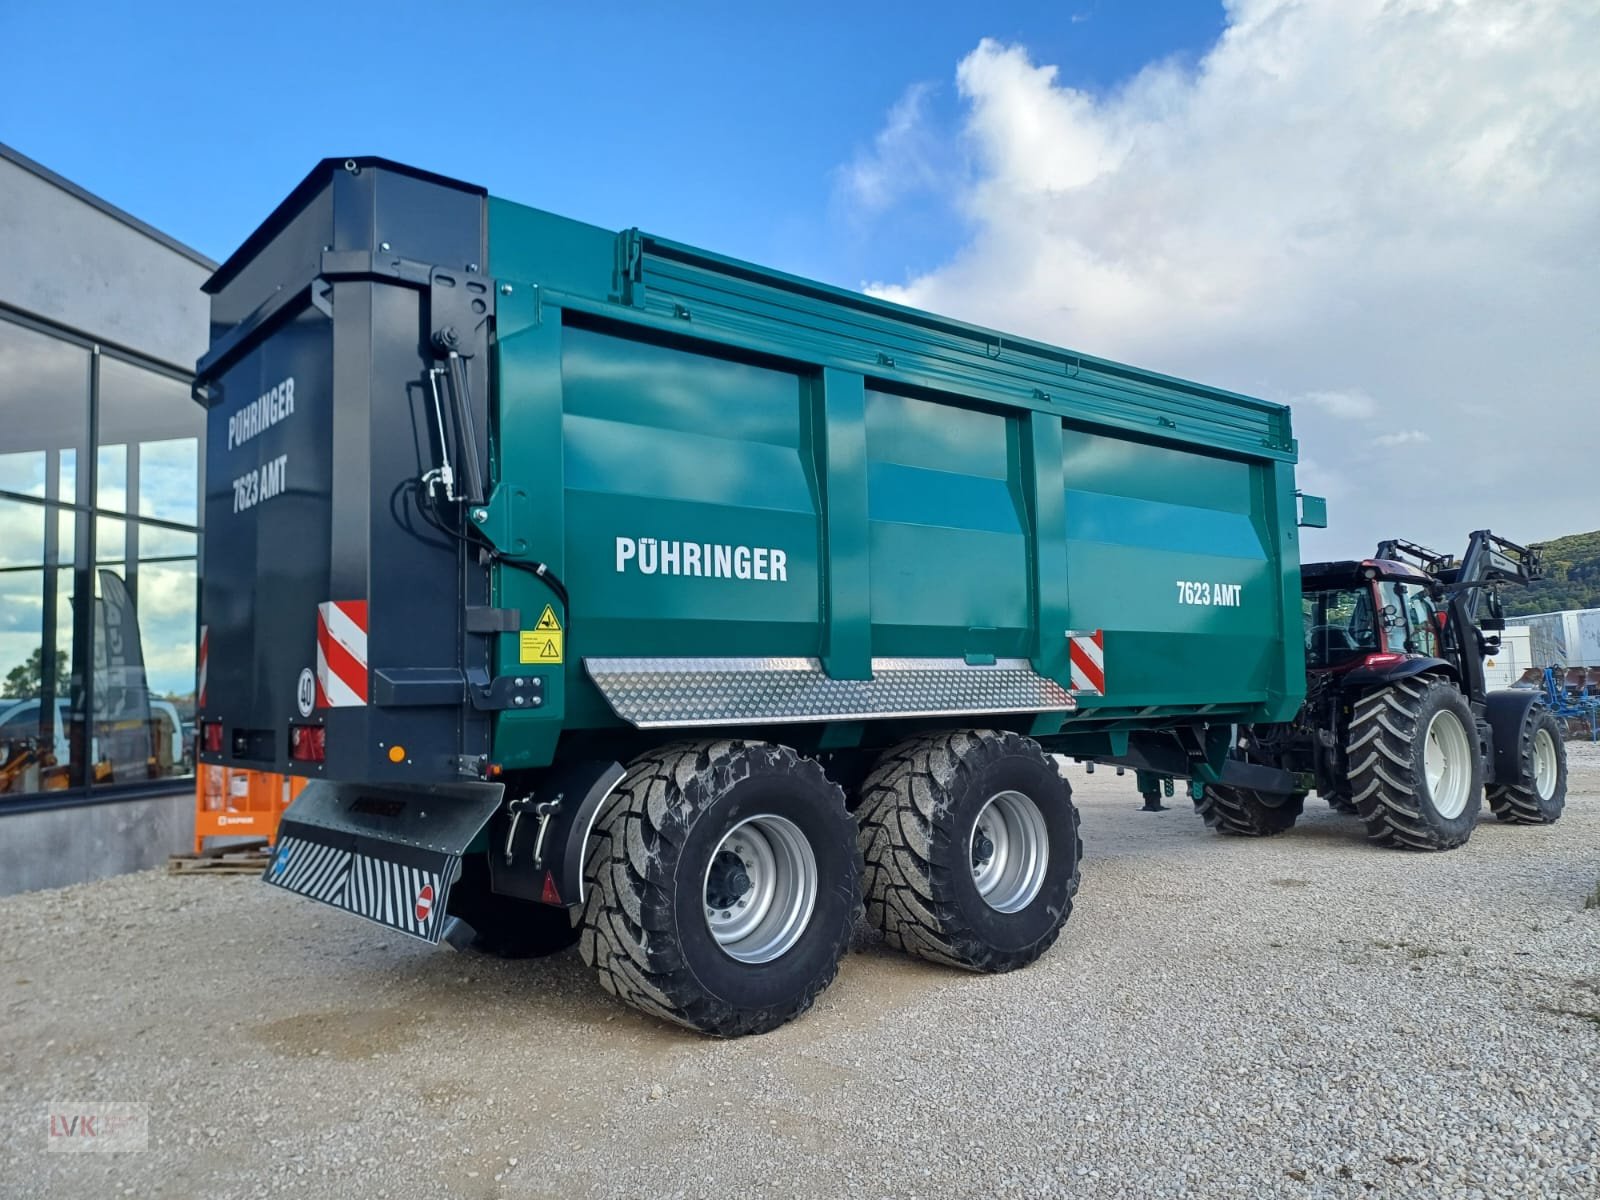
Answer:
[1196, 530, 1568, 850]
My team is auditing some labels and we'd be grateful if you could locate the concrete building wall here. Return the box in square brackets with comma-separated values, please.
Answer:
[0, 792, 194, 896]
[0, 147, 212, 367]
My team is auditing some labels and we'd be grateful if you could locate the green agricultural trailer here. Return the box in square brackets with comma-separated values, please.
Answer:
[194, 157, 1324, 1035]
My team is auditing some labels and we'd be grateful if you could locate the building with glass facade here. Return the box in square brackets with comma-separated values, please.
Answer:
[1, 143, 213, 892]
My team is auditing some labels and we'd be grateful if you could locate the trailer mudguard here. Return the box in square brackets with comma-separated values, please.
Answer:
[266, 779, 504, 943]
[1338, 656, 1457, 692]
[1483, 690, 1544, 788]
[485, 758, 625, 908]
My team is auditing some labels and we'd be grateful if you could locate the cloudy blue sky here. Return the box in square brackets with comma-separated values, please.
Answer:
[4, 0, 1597, 556]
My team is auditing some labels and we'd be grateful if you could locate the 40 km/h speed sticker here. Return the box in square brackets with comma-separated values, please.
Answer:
[297, 668, 316, 716]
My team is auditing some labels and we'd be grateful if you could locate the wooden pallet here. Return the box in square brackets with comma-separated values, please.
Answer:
[167, 840, 272, 876]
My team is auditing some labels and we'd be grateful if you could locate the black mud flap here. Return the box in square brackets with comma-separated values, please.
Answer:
[265, 780, 504, 944]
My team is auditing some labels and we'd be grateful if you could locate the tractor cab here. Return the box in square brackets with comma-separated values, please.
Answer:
[1300, 558, 1441, 673]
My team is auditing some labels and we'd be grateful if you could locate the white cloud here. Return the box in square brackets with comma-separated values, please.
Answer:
[1300, 390, 1378, 421]
[1374, 429, 1431, 448]
[835, 82, 947, 216]
[854, 1, 1600, 553]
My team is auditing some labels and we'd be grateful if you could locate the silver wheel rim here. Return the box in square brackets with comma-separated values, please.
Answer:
[1532, 727, 1558, 800]
[1422, 709, 1473, 819]
[702, 815, 817, 964]
[969, 790, 1049, 913]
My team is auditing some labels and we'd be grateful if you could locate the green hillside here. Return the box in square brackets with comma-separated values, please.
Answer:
[1503, 529, 1600, 616]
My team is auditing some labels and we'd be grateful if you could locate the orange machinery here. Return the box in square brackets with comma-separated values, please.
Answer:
[194, 766, 308, 854]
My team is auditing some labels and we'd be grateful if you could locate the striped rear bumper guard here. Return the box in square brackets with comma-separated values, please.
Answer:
[264, 781, 505, 944]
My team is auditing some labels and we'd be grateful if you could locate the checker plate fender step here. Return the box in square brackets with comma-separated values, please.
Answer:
[264, 779, 505, 944]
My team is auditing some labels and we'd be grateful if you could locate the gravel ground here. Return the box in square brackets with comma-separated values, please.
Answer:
[4, 744, 1598, 1200]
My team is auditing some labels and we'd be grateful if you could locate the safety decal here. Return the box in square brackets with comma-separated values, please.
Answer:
[1067, 629, 1105, 696]
[519, 630, 564, 665]
[316, 600, 369, 707]
[519, 605, 564, 664]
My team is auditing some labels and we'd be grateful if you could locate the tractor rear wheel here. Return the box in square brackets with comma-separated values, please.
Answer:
[576, 740, 861, 1036]
[1347, 677, 1483, 850]
[1195, 785, 1304, 836]
[856, 730, 1081, 973]
[1488, 706, 1567, 825]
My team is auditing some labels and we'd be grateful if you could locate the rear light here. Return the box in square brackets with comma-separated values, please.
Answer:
[201, 721, 224, 754]
[1361, 652, 1405, 668]
[289, 724, 327, 763]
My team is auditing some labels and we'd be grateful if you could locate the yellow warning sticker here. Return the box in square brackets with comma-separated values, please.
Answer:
[519, 630, 564, 665]
[535, 605, 563, 632]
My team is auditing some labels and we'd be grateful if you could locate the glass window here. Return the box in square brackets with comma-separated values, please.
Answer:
[85, 522, 198, 785]
[1377, 582, 1409, 653]
[97, 515, 128, 568]
[134, 524, 197, 778]
[1304, 587, 1378, 667]
[1405, 588, 1440, 657]
[0, 321, 200, 802]
[97, 443, 128, 512]
[0, 319, 90, 504]
[0, 497, 82, 793]
[97, 357, 200, 525]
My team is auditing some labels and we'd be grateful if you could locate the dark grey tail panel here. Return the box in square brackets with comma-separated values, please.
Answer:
[195, 158, 493, 786]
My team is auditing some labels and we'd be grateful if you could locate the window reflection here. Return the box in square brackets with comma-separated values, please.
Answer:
[99, 357, 200, 525]
[0, 316, 200, 799]
[138, 554, 197, 777]
[0, 497, 81, 793]
[97, 443, 128, 511]
[0, 320, 90, 504]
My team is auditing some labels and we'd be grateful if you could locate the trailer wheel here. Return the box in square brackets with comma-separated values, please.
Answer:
[576, 741, 861, 1037]
[856, 731, 1081, 973]
[1194, 785, 1304, 836]
[447, 857, 580, 959]
[1487, 706, 1567, 825]
[1347, 676, 1483, 850]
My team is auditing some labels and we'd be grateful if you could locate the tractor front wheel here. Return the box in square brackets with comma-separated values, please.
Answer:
[1488, 705, 1567, 825]
[1194, 785, 1304, 836]
[1347, 677, 1483, 850]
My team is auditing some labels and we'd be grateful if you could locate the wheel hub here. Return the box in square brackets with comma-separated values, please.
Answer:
[705, 850, 752, 911]
[971, 827, 996, 869]
[968, 790, 1050, 914]
[1532, 727, 1558, 800]
[1421, 707, 1473, 819]
[702, 815, 818, 964]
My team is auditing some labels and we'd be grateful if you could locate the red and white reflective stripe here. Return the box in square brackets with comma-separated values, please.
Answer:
[197, 625, 208, 707]
[316, 600, 369, 708]
[1067, 629, 1105, 695]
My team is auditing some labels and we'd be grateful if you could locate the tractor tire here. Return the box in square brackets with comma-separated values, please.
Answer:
[447, 856, 580, 959]
[576, 740, 861, 1037]
[856, 730, 1081, 973]
[1195, 785, 1304, 836]
[1347, 677, 1483, 850]
[1487, 706, 1567, 825]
